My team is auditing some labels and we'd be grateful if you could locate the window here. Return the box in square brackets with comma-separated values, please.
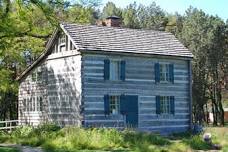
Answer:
[160, 64, 169, 82]
[36, 97, 43, 111]
[59, 34, 66, 44]
[110, 60, 121, 80]
[22, 99, 26, 111]
[156, 96, 175, 115]
[104, 60, 125, 81]
[32, 72, 37, 81]
[27, 98, 32, 111]
[160, 96, 171, 114]
[31, 68, 42, 82]
[109, 95, 120, 115]
[24, 96, 43, 112]
[155, 63, 174, 83]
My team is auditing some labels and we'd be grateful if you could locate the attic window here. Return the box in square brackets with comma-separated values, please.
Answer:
[59, 34, 66, 44]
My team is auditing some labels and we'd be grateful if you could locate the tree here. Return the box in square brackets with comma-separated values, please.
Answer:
[179, 7, 227, 125]
[122, 2, 168, 30]
[122, 2, 140, 29]
[102, 2, 122, 18]
[0, 0, 100, 121]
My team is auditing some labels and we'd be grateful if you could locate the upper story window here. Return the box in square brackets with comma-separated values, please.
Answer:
[155, 63, 174, 83]
[104, 59, 126, 81]
[110, 60, 121, 80]
[59, 34, 66, 53]
[31, 68, 42, 82]
[59, 34, 66, 44]
[160, 64, 169, 82]
[156, 96, 175, 115]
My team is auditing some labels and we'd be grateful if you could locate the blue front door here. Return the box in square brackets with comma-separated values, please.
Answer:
[121, 95, 138, 127]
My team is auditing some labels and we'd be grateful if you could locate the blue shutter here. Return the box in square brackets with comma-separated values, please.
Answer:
[155, 63, 160, 83]
[120, 61, 126, 81]
[104, 59, 110, 80]
[170, 96, 175, 115]
[169, 64, 174, 83]
[120, 94, 126, 114]
[104, 95, 110, 115]
[156, 96, 160, 114]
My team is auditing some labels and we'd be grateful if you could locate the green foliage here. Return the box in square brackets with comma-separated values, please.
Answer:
[179, 7, 227, 125]
[67, 5, 97, 24]
[0, 147, 19, 152]
[122, 2, 140, 29]
[104, 1, 169, 30]
[1, 125, 227, 152]
[0, 0, 100, 121]
[102, 2, 122, 18]
[11, 126, 33, 137]
[183, 136, 211, 150]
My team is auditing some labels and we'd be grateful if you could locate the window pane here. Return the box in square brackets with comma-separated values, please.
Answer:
[28, 98, 32, 111]
[32, 72, 36, 81]
[110, 61, 120, 80]
[37, 72, 42, 81]
[32, 97, 35, 111]
[23, 99, 26, 111]
[160, 96, 171, 114]
[159, 64, 170, 82]
[109, 95, 120, 114]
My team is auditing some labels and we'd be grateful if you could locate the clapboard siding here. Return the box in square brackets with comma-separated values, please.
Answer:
[19, 51, 82, 127]
[46, 55, 82, 126]
[81, 53, 191, 133]
[18, 63, 47, 126]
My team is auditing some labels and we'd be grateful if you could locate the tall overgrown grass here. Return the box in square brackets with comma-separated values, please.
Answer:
[0, 123, 226, 152]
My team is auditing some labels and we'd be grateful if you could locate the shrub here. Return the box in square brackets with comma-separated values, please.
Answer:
[34, 123, 61, 133]
[11, 125, 33, 138]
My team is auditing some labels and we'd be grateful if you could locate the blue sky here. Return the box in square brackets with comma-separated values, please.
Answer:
[101, 0, 228, 21]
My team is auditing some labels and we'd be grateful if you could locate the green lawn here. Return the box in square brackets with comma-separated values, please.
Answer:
[0, 124, 227, 152]
[0, 147, 19, 152]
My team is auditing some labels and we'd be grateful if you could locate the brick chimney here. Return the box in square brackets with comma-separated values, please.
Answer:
[105, 16, 121, 27]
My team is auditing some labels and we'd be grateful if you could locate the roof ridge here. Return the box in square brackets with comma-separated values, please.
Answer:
[60, 23, 172, 35]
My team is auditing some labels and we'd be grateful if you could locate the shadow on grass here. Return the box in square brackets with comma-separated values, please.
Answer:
[0, 146, 19, 152]
[169, 131, 213, 151]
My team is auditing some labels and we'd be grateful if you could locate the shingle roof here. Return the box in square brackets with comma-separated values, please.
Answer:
[61, 23, 193, 58]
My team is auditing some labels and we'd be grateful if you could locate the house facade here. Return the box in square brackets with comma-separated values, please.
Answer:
[17, 17, 193, 134]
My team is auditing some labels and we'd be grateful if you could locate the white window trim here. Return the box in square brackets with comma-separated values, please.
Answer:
[23, 94, 43, 113]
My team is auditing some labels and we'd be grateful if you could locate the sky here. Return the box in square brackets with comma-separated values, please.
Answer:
[101, 0, 228, 21]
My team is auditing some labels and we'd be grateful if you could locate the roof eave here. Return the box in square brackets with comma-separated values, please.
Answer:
[79, 48, 193, 59]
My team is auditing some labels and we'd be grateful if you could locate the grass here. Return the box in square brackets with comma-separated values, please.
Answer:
[0, 124, 227, 152]
[0, 147, 19, 152]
